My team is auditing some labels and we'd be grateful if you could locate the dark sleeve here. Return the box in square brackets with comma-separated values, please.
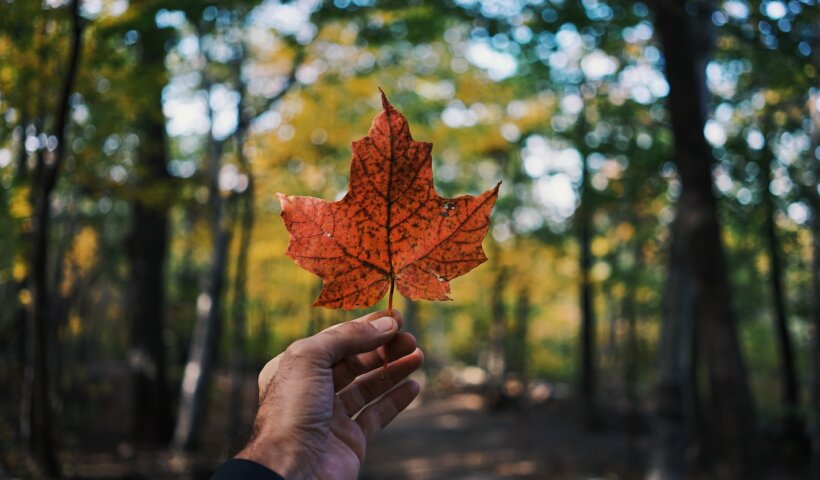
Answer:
[211, 459, 285, 480]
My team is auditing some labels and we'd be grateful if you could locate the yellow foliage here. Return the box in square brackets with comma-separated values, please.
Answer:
[611, 283, 626, 300]
[531, 345, 571, 376]
[636, 286, 656, 304]
[614, 222, 635, 241]
[70, 227, 99, 271]
[591, 237, 610, 257]
[450, 311, 476, 355]
[12, 259, 26, 281]
[68, 313, 83, 336]
[61, 227, 99, 297]
[764, 89, 780, 105]
[756, 253, 770, 275]
[10, 187, 31, 219]
[18, 288, 30, 306]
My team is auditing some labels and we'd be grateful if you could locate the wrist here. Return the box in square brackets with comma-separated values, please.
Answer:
[236, 434, 311, 480]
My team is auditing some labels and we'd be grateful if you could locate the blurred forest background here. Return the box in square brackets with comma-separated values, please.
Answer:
[0, 0, 818, 478]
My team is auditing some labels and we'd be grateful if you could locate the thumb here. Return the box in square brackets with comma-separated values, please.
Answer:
[291, 316, 398, 367]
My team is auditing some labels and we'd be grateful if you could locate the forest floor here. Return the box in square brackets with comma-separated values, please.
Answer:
[361, 390, 649, 480]
[3, 369, 810, 479]
[54, 387, 652, 480]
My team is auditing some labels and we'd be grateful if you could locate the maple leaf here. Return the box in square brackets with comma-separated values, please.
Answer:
[278, 89, 500, 310]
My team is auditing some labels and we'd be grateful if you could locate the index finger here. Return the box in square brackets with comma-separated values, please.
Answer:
[290, 315, 398, 368]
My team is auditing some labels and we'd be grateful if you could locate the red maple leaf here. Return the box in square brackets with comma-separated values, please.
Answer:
[278, 90, 500, 310]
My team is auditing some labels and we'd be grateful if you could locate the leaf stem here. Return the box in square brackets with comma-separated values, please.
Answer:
[388, 276, 394, 317]
[382, 276, 395, 380]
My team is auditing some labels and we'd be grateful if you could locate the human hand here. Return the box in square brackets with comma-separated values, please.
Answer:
[235, 310, 424, 480]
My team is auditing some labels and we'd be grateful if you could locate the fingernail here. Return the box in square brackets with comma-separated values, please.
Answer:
[371, 316, 396, 332]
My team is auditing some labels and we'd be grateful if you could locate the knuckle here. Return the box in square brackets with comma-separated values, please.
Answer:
[323, 326, 346, 341]
[342, 320, 372, 337]
[323, 321, 366, 344]
[286, 338, 313, 359]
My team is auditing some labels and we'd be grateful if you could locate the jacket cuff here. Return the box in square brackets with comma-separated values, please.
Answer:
[211, 458, 285, 480]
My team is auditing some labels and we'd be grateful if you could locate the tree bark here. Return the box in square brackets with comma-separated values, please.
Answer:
[128, 120, 173, 444]
[489, 263, 507, 382]
[229, 69, 255, 448]
[22, 2, 83, 475]
[486, 260, 508, 409]
[229, 184, 253, 449]
[26, 165, 62, 479]
[808, 86, 820, 479]
[623, 217, 642, 441]
[578, 125, 598, 429]
[759, 144, 800, 425]
[127, 22, 173, 445]
[654, 0, 756, 476]
[651, 217, 695, 480]
[172, 188, 235, 450]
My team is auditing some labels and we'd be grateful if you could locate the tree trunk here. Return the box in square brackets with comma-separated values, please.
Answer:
[173, 191, 235, 450]
[623, 241, 640, 412]
[172, 36, 301, 451]
[510, 286, 530, 377]
[654, 0, 756, 476]
[808, 86, 820, 479]
[228, 184, 253, 449]
[812, 185, 820, 479]
[760, 146, 800, 426]
[578, 130, 598, 429]
[127, 24, 173, 445]
[49, 210, 79, 428]
[172, 65, 234, 449]
[605, 297, 618, 370]
[228, 77, 255, 447]
[128, 123, 173, 444]
[22, 2, 83, 475]
[623, 219, 642, 446]
[26, 170, 61, 478]
[488, 264, 507, 383]
[486, 261, 508, 409]
[651, 217, 695, 480]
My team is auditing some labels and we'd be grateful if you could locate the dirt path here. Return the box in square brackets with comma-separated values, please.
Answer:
[362, 393, 648, 480]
